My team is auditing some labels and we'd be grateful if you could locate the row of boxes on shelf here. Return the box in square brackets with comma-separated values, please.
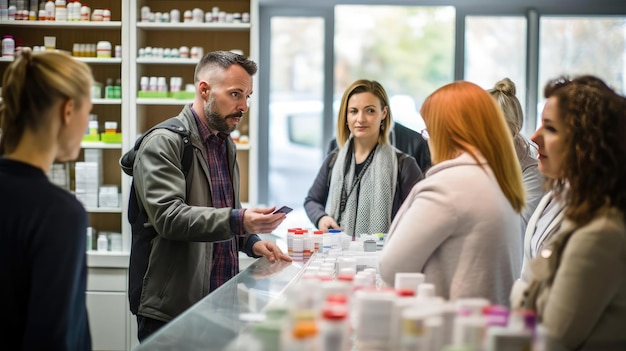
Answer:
[48, 150, 121, 208]
[138, 76, 194, 99]
[0, 37, 120, 60]
[76, 149, 116, 208]
[138, 45, 203, 59]
[1, 1, 112, 22]
[140, 6, 249, 24]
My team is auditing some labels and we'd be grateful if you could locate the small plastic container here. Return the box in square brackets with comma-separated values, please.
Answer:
[321, 303, 350, 351]
[96, 41, 111, 58]
[79, 4, 90, 21]
[97, 234, 108, 252]
[287, 228, 298, 256]
[86, 227, 94, 251]
[2, 35, 15, 58]
[183, 9, 192, 23]
[394, 272, 425, 295]
[140, 76, 149, 91]
[104, 78, 115, 98]
[44, 0, 55, 21]
[292, 230, 304, 260]
[102, 8, 110, 21]
[87, 120, 99, 135]
[55, 0, 67, 21]
[313, 230, 323, 251]
[104, 121, 118, 134]
[329, 229, 342, 250]
[170, 9, 180, 23]
[179, 45, 189, 58]
[191, 8, 203, 23]
[91, 8, 103, 21]
[140, 6, 150, 22]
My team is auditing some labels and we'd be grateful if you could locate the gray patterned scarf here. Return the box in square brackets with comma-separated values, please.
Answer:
[326, 136, 397, 237]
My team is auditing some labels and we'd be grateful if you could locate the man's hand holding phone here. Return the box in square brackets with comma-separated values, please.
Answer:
[272, 206, 293, 215]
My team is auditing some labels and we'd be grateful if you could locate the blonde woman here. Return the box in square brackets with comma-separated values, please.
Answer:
[379, 81, 525, 306]
[0, 49, 93, 349]
[515, 76, 626, 350]
[489, 78, 544, 237]
[304, 79, 422, 237]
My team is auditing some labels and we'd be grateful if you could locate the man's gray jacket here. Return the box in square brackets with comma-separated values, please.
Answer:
[120, 104, 260, 322]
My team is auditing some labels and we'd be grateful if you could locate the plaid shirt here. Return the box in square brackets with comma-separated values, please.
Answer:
[192, 107, 248, 292]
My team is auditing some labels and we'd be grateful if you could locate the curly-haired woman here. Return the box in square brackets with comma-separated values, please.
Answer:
[514, 75, 626, 350]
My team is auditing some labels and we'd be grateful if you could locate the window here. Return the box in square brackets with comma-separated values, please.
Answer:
[268, 17, 325, 213]
[334, 5, 455, 132]
[538, 17, 626, 126]
[465, 16, 527, 133]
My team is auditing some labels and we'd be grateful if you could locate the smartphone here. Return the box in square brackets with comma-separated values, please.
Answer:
[272, 205, 293, 215]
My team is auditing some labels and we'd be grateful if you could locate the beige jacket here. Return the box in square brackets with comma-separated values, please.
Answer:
[379, 152, 522, 306]
[519, 208, 626, 350]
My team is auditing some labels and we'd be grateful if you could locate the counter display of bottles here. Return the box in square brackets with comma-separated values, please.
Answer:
[135, 233, 562, 351]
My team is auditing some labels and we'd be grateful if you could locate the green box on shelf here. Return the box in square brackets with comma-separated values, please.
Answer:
[100, 133, 122, 143]
[169, 91, 195, 100]
[137, 91, 168, 98]
[83, 134, 100, 142]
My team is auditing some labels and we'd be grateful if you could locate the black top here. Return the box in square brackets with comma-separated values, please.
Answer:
[0, 158, 92, 350]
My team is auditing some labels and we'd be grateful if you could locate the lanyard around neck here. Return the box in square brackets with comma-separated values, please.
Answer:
[337, 143, 378, 224]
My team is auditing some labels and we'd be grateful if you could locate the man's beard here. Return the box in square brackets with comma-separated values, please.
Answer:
[204, 94, 242, 134]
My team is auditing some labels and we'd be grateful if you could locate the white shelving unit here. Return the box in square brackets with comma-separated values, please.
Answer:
[129, 0, 259, 204]
[92, 98, 123, 105]
[136, 21, 250, 30]
[0, 5, 132, 350]
[135, 97, 193, 105]
[0, 10, 128, 249]
[0, 20, 121, 28]
[135, 57, 198, 65]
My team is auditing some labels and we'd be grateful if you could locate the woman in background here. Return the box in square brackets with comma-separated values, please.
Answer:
[304, 79, 422, 237]
[0, 49, 93, 349]
[489, 78, 544, 237]
[379, 81, 524, 306]
[515, 76, 626, 350]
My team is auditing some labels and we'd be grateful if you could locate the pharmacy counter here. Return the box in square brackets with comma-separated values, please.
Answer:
[135, 257, 307, 351]
[85, 251, 132, 350]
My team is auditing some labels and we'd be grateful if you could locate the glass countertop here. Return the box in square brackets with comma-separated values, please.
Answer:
[135, 257, 306, 351]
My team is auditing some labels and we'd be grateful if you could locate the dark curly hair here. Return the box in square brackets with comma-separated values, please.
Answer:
[544, 75, 626, 225]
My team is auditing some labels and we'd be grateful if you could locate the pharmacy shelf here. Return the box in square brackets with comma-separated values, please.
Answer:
[86, 206, 123, 213]
[0, 57, 121, 64]
[92, 98, 122, 105]
[136, 22, 250, 31]
[136, 97, 193, 105]
[136, 57, 199, 65]
[77, 57, 122, 64]
[81, 141, 122, 149]
[0, 20, 121, 28]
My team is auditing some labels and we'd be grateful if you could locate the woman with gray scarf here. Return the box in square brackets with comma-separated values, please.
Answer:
[304, 80, 422, 238]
